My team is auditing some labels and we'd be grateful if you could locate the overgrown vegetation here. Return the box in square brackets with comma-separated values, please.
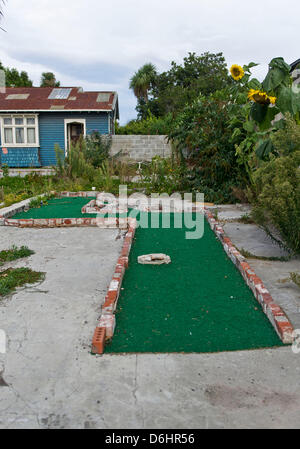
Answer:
[251, 151, 300, 253]
[290, 273, 300, 289]
[1, 52, 299, 255]
[116, 114, 173, 135]
[238, 248, 291, 262]
[0, 246, 34, 265]
[0, 268, 44, 297]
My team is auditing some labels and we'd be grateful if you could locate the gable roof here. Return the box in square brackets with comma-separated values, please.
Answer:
[0, 87, 119, 118]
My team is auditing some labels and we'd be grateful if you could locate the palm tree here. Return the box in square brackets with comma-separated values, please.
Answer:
[130, 63, 157, 103]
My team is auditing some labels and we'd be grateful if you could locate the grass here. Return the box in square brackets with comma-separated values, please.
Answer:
[237, 214, 255, 224]
[0, 246, 34, 266]
[290, 273, 300, 289]
[0, 268, 44, 297]
[238, 248, 291, 262]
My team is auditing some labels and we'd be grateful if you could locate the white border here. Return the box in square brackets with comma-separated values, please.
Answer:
[0, 114, 40, 148]
[64, 118, 86, 155]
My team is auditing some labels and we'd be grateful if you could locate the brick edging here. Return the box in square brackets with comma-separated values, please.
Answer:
[91, 218, 137, 354]
[4, 217, 129, 229]
[204, 209, 295, 344]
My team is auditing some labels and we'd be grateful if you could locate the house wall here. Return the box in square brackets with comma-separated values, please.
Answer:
[0, 111, 110, 167]
[1, 148, 40, 167]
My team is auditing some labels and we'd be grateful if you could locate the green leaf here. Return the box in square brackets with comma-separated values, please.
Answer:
[231, 127, 242, 141]
[273, 118, 285, 130]
[291, 91, 300, 115]
[248, 78, 261, 90]
[262, 59, 291, 92]
[263, 68, 288, 92]
[256, 139, 274, 160]
[243, 62, 259, 72]
[250, 103, 268, 123]
[258, 107, 278, 131]
[269, 57, 291, 73]
[276, 86, 294, 114]
[243, 120, 255, 133]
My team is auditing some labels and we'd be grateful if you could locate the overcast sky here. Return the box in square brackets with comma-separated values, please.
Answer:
[0, 0, 299, 123]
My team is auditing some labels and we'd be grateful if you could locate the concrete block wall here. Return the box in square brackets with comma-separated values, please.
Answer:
[110, 135, 172, 162]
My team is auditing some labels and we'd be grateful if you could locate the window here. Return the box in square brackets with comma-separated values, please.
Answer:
[1, 115, 39, 147]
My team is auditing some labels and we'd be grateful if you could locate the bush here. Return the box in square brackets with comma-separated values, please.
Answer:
[139, 156, 185, 195]
[55, 141, 95, 181]
[116, 114, 173, 135]
[271, 113, 300, 156]
[252, 151, 300, 253]
[169, 95, 247, 203]
[83, 132, 112, 168]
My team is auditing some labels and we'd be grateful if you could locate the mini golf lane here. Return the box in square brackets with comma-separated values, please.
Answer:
[12, 197, 126, 219]
[106, 213, 284, 354]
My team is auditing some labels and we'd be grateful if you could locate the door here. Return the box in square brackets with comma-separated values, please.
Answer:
[67, 122, 84, 150]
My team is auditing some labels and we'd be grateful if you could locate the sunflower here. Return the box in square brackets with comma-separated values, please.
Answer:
[248, 89, 277, 105]
[230, 64, 245, 81]
[268, 96, 277, 105]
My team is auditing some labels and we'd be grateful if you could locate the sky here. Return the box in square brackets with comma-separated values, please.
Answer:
[0, 0, 299, 124]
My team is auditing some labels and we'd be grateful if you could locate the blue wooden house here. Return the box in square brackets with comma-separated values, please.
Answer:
[0, 87, 119, 167]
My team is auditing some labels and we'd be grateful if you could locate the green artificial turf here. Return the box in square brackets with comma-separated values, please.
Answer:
[106, 213, 284, 353]
[12, 200, 284, 353]
[13, 197, 127, 219]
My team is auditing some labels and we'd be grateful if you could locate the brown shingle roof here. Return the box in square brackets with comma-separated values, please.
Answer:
[0, 87, 118, 112]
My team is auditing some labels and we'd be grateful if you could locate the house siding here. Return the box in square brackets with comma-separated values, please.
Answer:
[0, 111, 110, 167]
[0, 148, 40, 167]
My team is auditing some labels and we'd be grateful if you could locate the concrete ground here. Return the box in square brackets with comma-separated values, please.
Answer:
[0, 222, 300, 429]
[215, 205, 300, 330]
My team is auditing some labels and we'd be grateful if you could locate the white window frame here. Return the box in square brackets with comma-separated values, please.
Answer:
[0, 114, 39, 147]
[64, 118, 86, 155]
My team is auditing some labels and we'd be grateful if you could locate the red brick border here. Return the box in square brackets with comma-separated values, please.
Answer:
[1, 191, 129, 228]
[4, 217, 130, 229]
[204, 209, 295, 344]
[3, 192, 293, 347]
[91, 218, 137, 354]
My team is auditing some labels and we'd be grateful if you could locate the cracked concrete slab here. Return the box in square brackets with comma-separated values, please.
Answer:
[210, 204, 252, 222]
[223, 221, 300, 330]
[0, 226, 299, 429]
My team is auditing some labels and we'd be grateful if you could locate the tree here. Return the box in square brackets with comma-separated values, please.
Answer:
[137, 52, 233, 118]
[40, 72, 61, 88]
[130, 63, 157, 103]
[5, 66, 33, 87]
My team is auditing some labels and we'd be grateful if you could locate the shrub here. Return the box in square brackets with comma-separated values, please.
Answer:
[290, 272, 300, 288]
[169, 95, 247, 203]
[252, 151, 300, 253]
[271, 113, 300, 156]
[83, 132, 112, 168]
[55, 141, 95, 181]
[116, 114, 173, 135]
[140, 156, 185, 195]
